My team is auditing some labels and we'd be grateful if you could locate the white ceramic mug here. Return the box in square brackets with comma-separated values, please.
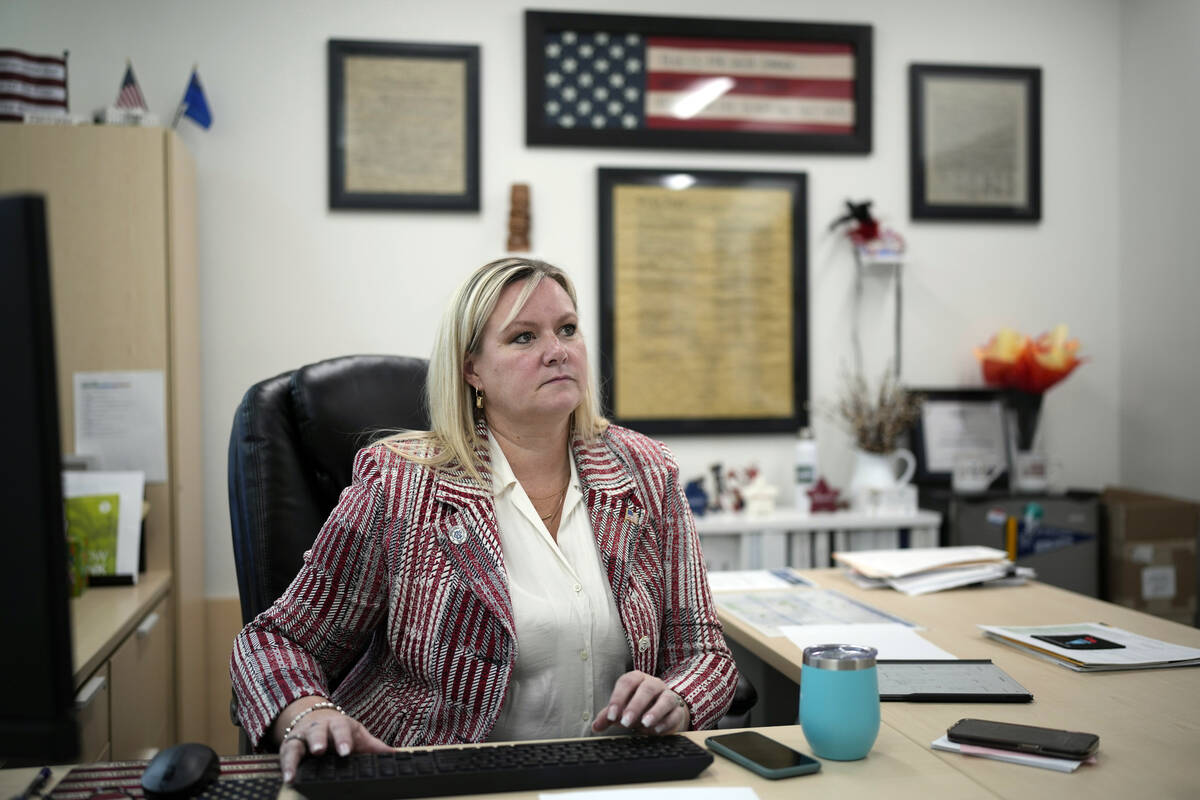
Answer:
[952, 452, 1004, 494]
[1013, 451, 1063, 492]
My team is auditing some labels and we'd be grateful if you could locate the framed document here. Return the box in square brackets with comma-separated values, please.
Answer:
[328, 39, 480, 210]
[527, 10, 872, 154]
[909, 64, 1041, 221]
[909, 388, 1009, 485]
[598, 167, 808, 434]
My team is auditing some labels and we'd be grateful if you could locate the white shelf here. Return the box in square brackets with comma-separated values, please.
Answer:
[693, 508, 941, 535]
[693, 509, 942, 571]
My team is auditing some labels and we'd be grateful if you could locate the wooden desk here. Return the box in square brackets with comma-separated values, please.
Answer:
[0, 723, 993, 800]
[718, 569, 1200, 799]
[6, 572, 1194, 798]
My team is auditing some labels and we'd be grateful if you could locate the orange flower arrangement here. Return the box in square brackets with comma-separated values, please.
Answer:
[974, 324, 1084, 393]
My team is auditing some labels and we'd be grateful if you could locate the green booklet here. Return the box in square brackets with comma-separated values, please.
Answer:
[62, 470, 145, 583]
[65, 493, 120, 575]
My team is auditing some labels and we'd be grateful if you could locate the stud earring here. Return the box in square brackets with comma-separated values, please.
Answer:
[475, 389, 484, 409]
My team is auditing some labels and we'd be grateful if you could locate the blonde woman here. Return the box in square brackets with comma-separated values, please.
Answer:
[231, 258, 737, 782]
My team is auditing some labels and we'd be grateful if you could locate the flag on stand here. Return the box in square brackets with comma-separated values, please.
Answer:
[540, 31, 856, 133]
[114, 61, 148, 110]
[173, 67, 211, 129]
[0, 49, 69, 121]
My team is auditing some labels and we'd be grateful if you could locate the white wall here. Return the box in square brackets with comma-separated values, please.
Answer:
[4, 0, 1138, 598]
[1118, 0, 1200, 502]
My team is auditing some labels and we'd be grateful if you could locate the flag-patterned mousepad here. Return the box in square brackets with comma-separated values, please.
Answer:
[49, 754, 281, 799]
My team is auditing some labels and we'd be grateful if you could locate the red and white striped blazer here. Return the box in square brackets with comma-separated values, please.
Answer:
[230, 423, 738, 748]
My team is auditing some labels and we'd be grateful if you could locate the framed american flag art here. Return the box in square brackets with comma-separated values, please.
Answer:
[525, 10, 872, 153]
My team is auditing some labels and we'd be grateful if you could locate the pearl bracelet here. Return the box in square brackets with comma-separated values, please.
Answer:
[281, 700, 344, 741]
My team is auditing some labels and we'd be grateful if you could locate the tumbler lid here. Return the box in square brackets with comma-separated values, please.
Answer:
[802, 643, 877, 670]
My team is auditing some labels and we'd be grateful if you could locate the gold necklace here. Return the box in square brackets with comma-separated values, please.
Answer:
[531, 482, 569, 521]
[526, 481, 569, 501]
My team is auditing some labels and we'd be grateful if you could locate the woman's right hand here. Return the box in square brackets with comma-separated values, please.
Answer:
[273, 696, 393, 783]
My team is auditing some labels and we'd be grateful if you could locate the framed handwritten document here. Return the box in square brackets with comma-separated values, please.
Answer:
[598, 168, 808, 434]
[328, 39, 480, 210]
[909, 63, 1041, 221]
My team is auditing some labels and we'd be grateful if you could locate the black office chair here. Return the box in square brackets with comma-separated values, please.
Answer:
[228, 354, 431, 628]
[226, 353, 754, 749]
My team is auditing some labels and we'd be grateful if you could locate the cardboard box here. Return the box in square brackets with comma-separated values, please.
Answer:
[1102, 487, 1199, 626]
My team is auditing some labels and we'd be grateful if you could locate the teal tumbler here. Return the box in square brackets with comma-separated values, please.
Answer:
[799, 644, 880, 760]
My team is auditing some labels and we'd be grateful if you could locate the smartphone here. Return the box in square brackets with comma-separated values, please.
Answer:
[947, 718, 1099, 759]
[705, 731, 821, 779]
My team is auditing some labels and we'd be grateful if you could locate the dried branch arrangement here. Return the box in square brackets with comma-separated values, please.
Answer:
[835, 370, 923, 454]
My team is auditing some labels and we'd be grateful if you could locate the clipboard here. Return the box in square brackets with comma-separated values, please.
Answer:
[877, 659, 1033, 702]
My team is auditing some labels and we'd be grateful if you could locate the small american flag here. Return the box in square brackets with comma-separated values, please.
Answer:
[115, 62, 147, 110]
[542, 30, 856, 133]
[0, 49, 68, 121]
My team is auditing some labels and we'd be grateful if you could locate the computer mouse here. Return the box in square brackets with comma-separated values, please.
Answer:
[140, 742, 221, 800]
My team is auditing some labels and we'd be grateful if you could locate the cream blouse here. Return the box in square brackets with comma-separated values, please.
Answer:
[486, 436, 633, 741]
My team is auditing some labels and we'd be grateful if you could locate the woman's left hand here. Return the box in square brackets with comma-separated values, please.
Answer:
[592, 670, 690, 735]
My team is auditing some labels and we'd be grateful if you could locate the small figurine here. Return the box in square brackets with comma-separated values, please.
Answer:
[743, 473, 778, 518]
[708, 463, 725, 512]
[724, 468, 745, 512]
[507, 183, 531, 252]
[806, 477, 841, 513]
[829, 199, 879, 244]
[829, 197, 906, 259]
[684, 478, 709, 518]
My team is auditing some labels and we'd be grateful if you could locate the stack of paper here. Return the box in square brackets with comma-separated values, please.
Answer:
[978, 622, 1200, 671]
[931, 735, 1094, 773]
[782, 623, 957, 660]
[834, 547, 1028, 595]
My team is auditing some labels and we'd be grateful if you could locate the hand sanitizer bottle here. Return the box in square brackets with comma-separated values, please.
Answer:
[794, 427, 818, 510]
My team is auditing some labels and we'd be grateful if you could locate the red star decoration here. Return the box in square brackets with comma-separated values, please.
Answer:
[807, 477, 840, 513]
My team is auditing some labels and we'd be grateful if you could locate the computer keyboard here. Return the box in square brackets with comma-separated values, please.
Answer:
[292, 734, 714, 799]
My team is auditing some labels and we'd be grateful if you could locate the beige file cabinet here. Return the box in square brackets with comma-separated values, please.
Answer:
[1, 125, 207, 747]
[70, 572, 173, 762]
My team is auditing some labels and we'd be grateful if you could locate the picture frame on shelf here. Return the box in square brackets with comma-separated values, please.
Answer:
[328, 39, 480, 211]
[909, 63, 1041, 221]
[909, 388, 1010, 486]
[526, 10, 872, 154]
[598, 167, 808, 434]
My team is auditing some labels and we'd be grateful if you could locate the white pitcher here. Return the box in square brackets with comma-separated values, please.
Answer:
[846, 448, 916, 496]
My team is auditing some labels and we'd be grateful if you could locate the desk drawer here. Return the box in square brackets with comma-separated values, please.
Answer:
[109, 595, 173, 760]
[75, 662, 110, 763]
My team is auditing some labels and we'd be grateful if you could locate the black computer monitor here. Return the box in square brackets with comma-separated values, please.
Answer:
[0, 194, 80, 763]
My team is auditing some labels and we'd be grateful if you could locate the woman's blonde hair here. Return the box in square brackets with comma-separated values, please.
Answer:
[380, 257, 608, 485]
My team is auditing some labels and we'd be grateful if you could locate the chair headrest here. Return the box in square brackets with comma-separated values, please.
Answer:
[291, 355, 430, 504]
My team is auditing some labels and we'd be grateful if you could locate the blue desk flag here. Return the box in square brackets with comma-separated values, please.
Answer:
[174, 67, 211, 129]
